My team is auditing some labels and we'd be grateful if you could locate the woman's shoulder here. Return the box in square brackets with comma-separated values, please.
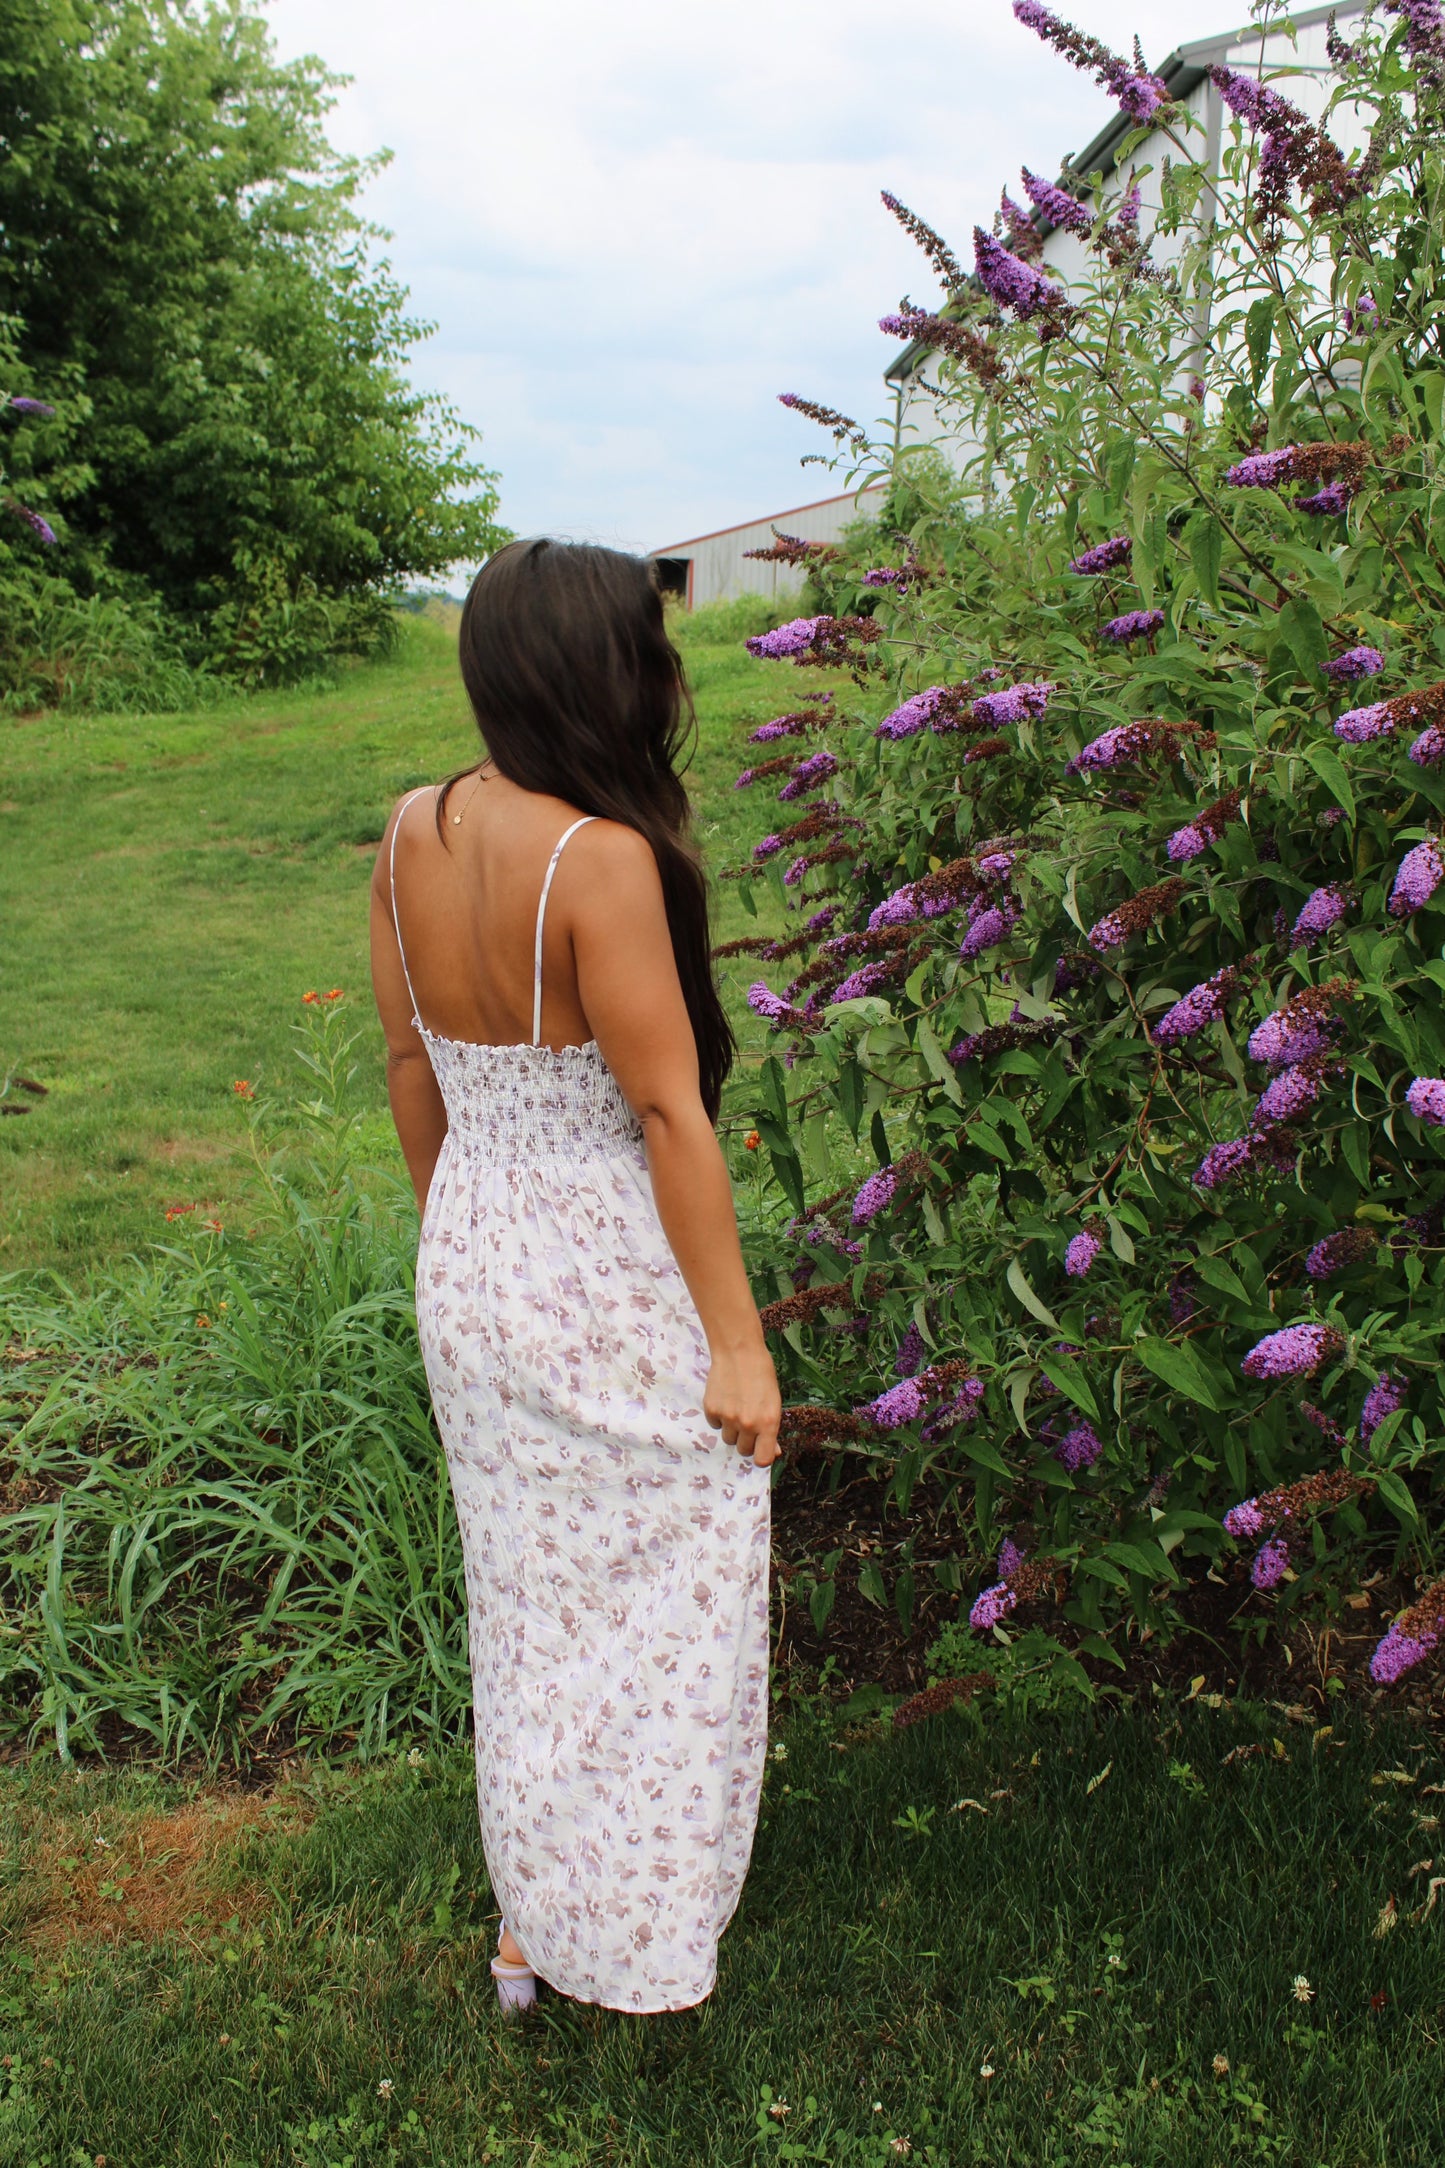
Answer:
[371, 784, 440, 888]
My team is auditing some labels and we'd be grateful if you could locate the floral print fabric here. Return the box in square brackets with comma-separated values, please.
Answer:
[414, 1032, 771, 2013]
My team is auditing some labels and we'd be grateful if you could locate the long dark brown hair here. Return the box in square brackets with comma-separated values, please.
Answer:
[447, 537, 736, 1121]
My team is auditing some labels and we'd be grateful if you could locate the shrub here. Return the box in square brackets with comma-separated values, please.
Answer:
[724, 3, 1445, 1682]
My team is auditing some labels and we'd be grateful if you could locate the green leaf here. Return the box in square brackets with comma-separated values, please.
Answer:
[1134, 1336, 1227, 1413]
[962, 1432, 1014, 1478]
[1186, 513, 1222, 608]
[1007, 1258, 1064, 1333]
[1374, 1468, 1418, 1525]
[915, 1011, 963, 1103]
[1037, 1351, 1101, 1422]
[1103, 1539, 1179, 1583]
[1301, 741, 1356, 820]
[1246, 296, 1277, 390]
[1278, 596, 1328, 679]
[761, 1055, 790, 1129]
[836, 1058, 865, 1139]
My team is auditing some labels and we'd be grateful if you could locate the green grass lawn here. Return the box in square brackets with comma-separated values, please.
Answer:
[0, 609, 801, 1273]
[3, 1699, 1441, 2166]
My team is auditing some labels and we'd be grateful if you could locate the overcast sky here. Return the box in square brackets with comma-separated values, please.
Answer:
[261, 0, 1202, 565]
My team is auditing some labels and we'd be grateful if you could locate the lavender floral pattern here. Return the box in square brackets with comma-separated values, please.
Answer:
[413, 1032, 771, 2014]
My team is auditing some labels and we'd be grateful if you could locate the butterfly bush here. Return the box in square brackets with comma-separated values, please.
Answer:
[733, 4, 1445, 1677]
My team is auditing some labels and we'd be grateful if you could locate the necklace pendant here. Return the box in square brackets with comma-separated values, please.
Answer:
[452, 814, 462, 825]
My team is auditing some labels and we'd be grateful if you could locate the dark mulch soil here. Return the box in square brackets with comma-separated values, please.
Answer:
[768, 1455, 1445, 1731]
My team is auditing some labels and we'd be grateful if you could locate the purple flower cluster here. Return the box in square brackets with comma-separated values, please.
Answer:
[1384, 0, 1445, 68]
[976, 850, 1016, 882]
[1068, 533, 1132, 575]
[1224, 445, 1298, 489]
[1409, 725, 1445, 767]
[831, 959, 895, 1003]
[9, 396, 55, 416]
[1067, 722, 1152, 774]
[867, 883, 923, 929]
[1305, 1229, 1375, 1279]
[922, 1377, 986, 1441]
[973, 226, 1067, 321]
[1406, 1076, 1445, 1126]
[1011, 1, 1170, 121]
[1343, 291, 1379, 333]
[1153, 968, 1235, 1045]
[997, 1536, 1028, 1578]
[876, 685, 952, 740]
[1055, 1421, 1103, 1472]
[860, 1377, 927, 1428]
[1240, 1322, 1343, 1380]
[1251, 1060, 1325, 1131]
[959, 899, 1017, 961]
[863, 566, 910, 594]
[805, 905, 838, 934]
[1194, 1136, 1258, 1189]
[1360, 1370, 1406, 1441]
[1087, 908, 1128, 951]
[1247, 1005, 1333, 1069]
[778, 750, 839, 800]
[1369, 1624, 1439, 1684]
[1333, 699, 1395, 742]
[1298, 483, 1349, 517]
[895, 1322, 926, 1378]
[745, 617, 831, 660]
[1251, 1538, 1291, 1590]
[1021, 167, 1093, 236]
[7, 500, 56, 545]
[1389, 837, 1445, 917]
[1102, 608, 1165, 644]
[1290, 885, 1348, 947]
[972, 679, 1054, 728]
[1223, 1498, 1265, 1539]
[969, 1581, 1018, 1630]
[1166, 822, 1208, 863]
[851, 1164, 901, 1225]
[1322, 646, 1384, 683]
[746, 980, 791, 1020]
[1064, 1228, 1102, 1277]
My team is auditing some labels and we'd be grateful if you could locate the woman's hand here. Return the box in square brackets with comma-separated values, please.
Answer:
[703, 1340, 783, 1468]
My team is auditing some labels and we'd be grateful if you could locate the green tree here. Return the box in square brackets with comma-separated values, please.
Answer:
[0, 0, 506, 691]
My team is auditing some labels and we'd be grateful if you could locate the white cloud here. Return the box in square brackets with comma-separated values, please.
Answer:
[261, 0, 1208, 559]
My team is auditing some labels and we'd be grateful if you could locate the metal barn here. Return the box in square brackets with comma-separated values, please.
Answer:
[652, 487, 887, 611]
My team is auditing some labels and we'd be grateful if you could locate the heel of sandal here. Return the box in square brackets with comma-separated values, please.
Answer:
[493, 1918, 536, 2013]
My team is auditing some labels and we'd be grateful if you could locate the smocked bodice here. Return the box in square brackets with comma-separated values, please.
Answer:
[421, 1030, 645, 1161]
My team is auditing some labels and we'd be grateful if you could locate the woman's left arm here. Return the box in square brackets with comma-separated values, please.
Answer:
[370, 805, 448, 1213]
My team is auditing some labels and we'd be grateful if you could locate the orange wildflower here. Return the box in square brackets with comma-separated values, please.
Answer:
[745, 1130, 761, 1151]
[163, 1203, 195, 1221]
[302, 990, 321, 1005]
[232, 1080, 255, 1099]
[325, 987, 343, 1001]
[201, 1218, 223, 1233]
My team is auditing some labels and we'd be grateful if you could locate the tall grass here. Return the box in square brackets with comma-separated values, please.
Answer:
[2, 1005, 464, 1767]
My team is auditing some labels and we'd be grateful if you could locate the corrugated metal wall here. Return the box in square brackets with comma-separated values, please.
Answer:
[653, 486, 888, 608]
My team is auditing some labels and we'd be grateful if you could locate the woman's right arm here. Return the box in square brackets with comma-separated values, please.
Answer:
[568, 823, 782, 1469]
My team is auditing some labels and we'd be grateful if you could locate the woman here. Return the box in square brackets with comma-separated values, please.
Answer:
[369, 537, 781, 2017]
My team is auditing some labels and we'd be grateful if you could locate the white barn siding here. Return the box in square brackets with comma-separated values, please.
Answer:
[653, 487, 888, 609]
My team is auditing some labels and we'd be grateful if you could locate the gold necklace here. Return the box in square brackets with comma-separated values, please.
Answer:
[450, 762, 493, 826]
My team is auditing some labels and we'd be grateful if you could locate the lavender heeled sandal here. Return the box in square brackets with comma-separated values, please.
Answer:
[490, 1919, 537, 2014]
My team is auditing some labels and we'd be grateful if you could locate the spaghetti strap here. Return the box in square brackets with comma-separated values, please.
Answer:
[388, 786, 433, 1031]
[533, 816, 597, 1044]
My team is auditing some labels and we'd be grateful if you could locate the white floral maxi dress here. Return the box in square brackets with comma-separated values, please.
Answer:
[388, 791, 771, 2013]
